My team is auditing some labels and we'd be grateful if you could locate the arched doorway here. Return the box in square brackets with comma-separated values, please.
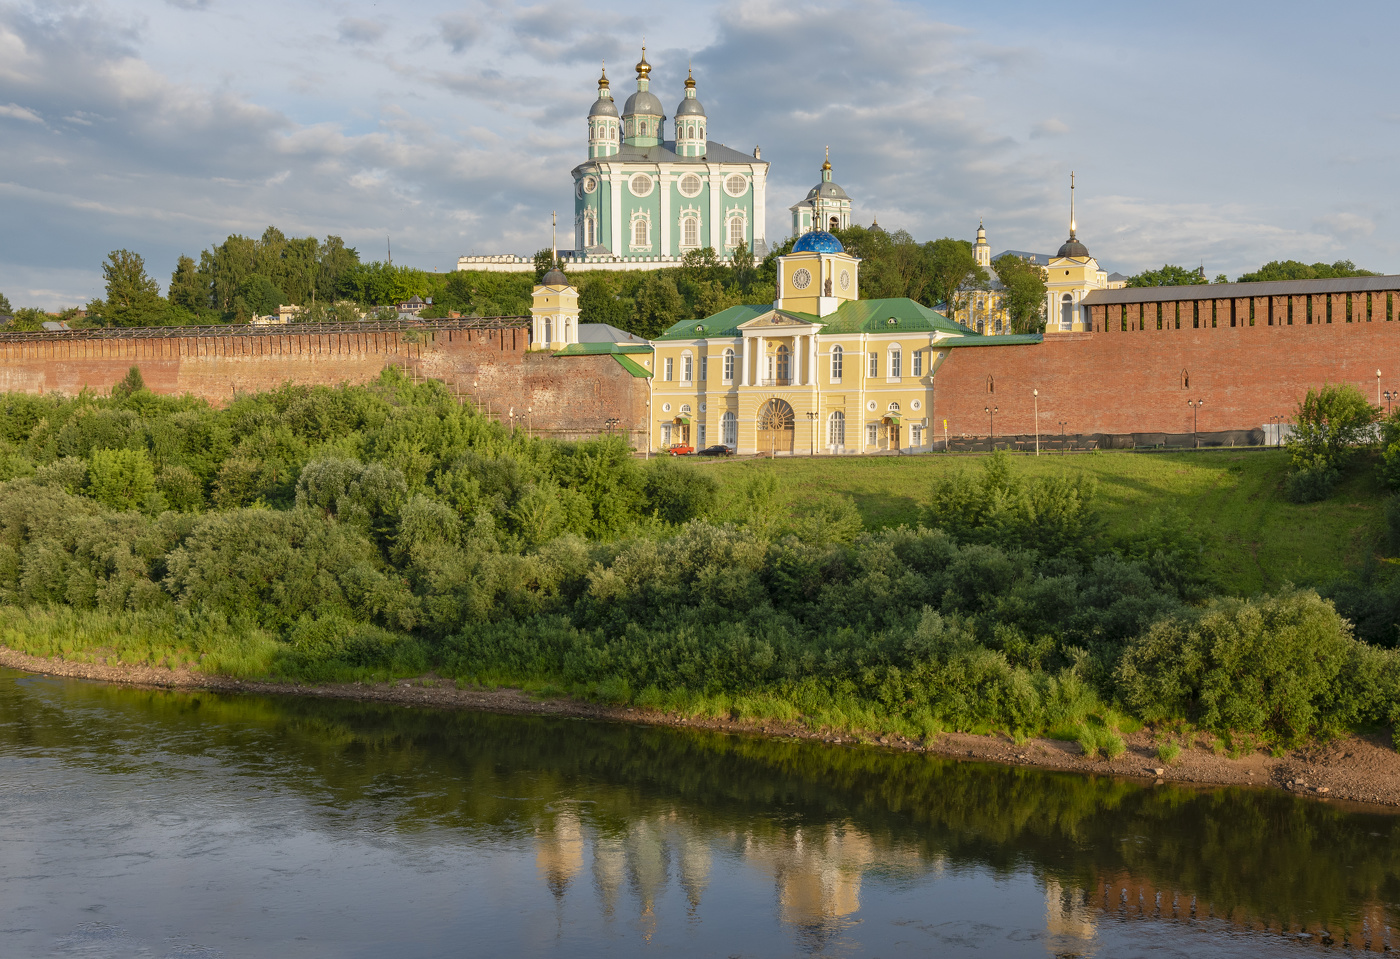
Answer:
[829, 215, 839, 232]
[757, 398, 795, 455]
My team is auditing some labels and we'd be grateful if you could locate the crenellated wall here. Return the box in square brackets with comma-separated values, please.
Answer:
[0, 321, 651, 444]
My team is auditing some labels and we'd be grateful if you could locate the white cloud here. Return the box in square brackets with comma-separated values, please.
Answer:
[1315, 212, 1376, 239]
[1030, 118, 1068, 139]
[0, 102, 42, 123]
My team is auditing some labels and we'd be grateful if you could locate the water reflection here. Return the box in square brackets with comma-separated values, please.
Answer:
[1, 669, 1398, 957]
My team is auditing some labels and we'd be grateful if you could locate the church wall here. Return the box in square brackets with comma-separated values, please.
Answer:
[930, 312, 1400, 440]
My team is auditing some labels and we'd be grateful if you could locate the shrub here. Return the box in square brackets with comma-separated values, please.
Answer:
[1156, 741, 1181, 765]
[1285, 464, 1340, 503]
[157, 465, 205, 512]
[88, 448, 156, 511]
[1285, 384, 1377, 501]
[1116, 588, 1359, 744]
[34, 456, 89, 494]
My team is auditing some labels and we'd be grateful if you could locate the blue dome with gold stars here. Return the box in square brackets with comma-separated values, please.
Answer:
[791, 230, 844, 254]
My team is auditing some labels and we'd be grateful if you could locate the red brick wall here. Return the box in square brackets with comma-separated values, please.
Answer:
[932, 317, 1400, 437]
[0, 327, 650, 443]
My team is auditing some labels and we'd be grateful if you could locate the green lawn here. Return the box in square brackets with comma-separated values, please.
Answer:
[701, 449, 1388, 595]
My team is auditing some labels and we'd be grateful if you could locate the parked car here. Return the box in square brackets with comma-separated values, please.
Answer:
[667, 444, 695, 456]
[696, 445, 735, 457]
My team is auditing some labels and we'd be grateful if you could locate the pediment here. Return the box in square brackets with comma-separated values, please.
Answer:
[736, 310, 821, 332]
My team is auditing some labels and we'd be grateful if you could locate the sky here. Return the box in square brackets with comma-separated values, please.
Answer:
[2, 0, 1398, 309]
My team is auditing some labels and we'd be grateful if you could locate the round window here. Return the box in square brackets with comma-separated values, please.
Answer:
[630, 174, 653, 197]
[662, 403, 672, 413]
[866, 400, 877, 412]
[724, 174, 747, 197]
[678, 173, 703, 197]
[792, 268, 812, 290]
[911, 399, 922, 411]
[839, 269, 851, 290]
[699, 403, 707, 413]
[583, 175, 598, 194]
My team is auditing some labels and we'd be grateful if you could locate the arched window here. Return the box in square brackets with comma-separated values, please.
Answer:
[1060, 293, 1074, 329]
[888, 345, 902, 378]
[584, 217, 596, 248]
[722, 347, 735, 382]
[888, 401, 900, 412]
[994, 318, 1003, 334]
[632, 217, 649, 249]
[775, 344, 791, 383]
[977, 320, 985, 333]
[681, 350, 693, 382]
[682, 216, 699, 248]
[830, 344, 843, 381]
[721, 411, 737, 447]
[727, 215, 745, 248]
[829, 215, 839, 232]
[987, 374, 994, 394]
[544, 317, 552, 344]
[1182, 369, 1190, 390]
[827, 410, 845, 448]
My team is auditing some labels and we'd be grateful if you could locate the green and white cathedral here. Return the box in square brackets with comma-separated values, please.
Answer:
[568, 48, 769, 266]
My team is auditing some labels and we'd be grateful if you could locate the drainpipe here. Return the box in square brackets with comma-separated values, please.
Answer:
[646, 344, 655, 459]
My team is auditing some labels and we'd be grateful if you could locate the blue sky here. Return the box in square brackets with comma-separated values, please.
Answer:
[1, 0, 1397, 308]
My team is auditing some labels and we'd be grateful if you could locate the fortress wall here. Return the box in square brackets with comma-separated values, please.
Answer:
[0, 325, 650, 443]
[932, 312, 1400, 439]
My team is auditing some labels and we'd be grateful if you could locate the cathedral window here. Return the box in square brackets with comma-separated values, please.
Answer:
[632, 216, 650, 249]
[584, 217, 596, 248]
[681, 216, 699, 248]
[721, 411, 737, 446]
[629, 174, 653, 197]
[724, 175, 748, 197]
[722, 348, 735, 383]
[678, 174, 703, 198]
[727, 215, 745, 248]
[544, 317, 552, 343]
[830, 345, 843, 382]
[827, 411, 845, 448]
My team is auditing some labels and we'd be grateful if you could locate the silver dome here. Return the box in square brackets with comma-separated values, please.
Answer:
[623, 90, 665, 117]
[676, 96, 706, 117]
[589, 96, 618, 118]
[807, 181, 850, 200]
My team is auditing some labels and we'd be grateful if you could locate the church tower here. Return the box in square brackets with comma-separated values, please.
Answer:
[674, 68, 706, 157]
[973, 221, 991, 268]
[531, 216, 579, 350]
[587, 64, 619, 159]
[621, 46, 664, 148]
[775, 229, 860, 317]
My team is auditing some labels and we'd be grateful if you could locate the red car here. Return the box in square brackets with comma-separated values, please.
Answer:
[667, 444, 695, 456]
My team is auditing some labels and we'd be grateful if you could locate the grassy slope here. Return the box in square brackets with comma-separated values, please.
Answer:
[703, 449, 1386, 595]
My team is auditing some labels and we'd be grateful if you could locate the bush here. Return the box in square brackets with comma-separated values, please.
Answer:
[1285, 464, 1340, 504]
[88, 448, 156, 511]
[1156, 741, 1181, 765]
[1285, 384, 1377, 501]
[1115, 589, 1361, 744]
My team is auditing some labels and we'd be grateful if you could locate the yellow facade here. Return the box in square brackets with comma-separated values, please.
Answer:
[529, 275, 580, 349]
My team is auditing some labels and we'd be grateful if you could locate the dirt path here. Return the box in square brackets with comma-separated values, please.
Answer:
[5, 645, 1399, 810]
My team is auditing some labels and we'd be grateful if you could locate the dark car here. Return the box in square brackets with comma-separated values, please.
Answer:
[696, 445, 735, 457]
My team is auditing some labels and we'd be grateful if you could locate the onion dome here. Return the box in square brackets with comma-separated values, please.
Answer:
[589, 63, 618, 118]
[541, 267, 569, 287]
[806, 148, 849, 200]
[676, 67, 705, 116]
[792, 230, 844, 254]
[622, 45, 664, 117]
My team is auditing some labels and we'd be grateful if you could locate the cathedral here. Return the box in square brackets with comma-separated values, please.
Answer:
[568, 49, 770, 267]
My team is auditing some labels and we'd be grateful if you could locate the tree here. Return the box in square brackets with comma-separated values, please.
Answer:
[238, 274, 286, 316]
[88, 448, 157, 512]
[1285, 383, 1378, 502]
[533, 248, 560, 282]
[99, 249, 166, 325]
[111, 366, 145, 400]
[631, 275, 685, 339]
[993, 255, 1048, 334]
[1238, 259, 1378, 283]
[926, 237, 983, 311]
[1127, 264, 1207, 288]
[579, 278, 631, 329]
[169, 255, 208, 312]
[729, 241, 755, 292]
[0, 292, 11, 314]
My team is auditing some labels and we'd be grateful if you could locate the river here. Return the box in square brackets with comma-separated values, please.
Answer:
[1, 667, 1397, 957]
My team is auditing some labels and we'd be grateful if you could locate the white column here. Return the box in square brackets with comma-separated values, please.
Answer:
[795, 337, 803, 387]
[708, 168, 723, 250]
[610, 173, 623, 255]
[752, 169, 766, 249]
[755, 335, 765, 385]
[808, 334, 818, 384]
[741, 336, 751, 387]
[659, 170, 671, 259]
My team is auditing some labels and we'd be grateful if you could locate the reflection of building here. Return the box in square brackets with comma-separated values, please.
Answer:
[535, 810, 585, 900]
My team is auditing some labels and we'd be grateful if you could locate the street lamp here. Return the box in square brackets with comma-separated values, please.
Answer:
[1032, 388, 1040, 456]
[984, 405, 998, 451]
[1188, 398, 1204, 448]
[527, 406, 533, 436]
[805, 410, 819, 456]
[604, 417, 620, 435]
[1379, 369, 1384, 406]
[1385, 391, 1396, 416]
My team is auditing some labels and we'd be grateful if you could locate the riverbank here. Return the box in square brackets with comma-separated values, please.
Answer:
[7, 645, 1400, 811]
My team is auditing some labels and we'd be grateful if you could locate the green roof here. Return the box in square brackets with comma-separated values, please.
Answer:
[659, 297, 968, 340]
[551, 342, 651, 356]
[611, 354, 652, 377]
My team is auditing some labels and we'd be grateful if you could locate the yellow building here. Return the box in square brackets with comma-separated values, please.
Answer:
[650, 229, 996, 455]
[529, 265, 580, 349]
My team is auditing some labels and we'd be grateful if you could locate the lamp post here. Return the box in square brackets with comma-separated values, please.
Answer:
[1033, 388, 1040, 456]
[1379, 369, 1384, 406]
[1188, 398, 1204, 448]
[1386, 391, 1396, 416]
[984, 405, 998, 451]
[1058, 420, 1068, 452]
[805, 410, 819, 456]
[604, 417, 620, 436]
[527, 406, 533, 437]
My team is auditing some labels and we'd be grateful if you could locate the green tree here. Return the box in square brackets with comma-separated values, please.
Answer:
[992, 255, 1048, 334]
[631, 275, 685, 339]
[1285, 383, 1378, 502]
[9, 307, 47, 331]
[238, 274, 286, 316]
[729, 241, 755, 291]
[926, 237, 983, 311]
[1127, 264, 1207, 288]
[88, 448, 157, 511]
[1238, 259, 1378, 283]
[111, 366, 145, 400]
[100, 249, 166, 326]
[533, 248, 560, 282]
[0, 292, 11, 314]
[168, 255, 208, 312]
[579, 278, 631, 329]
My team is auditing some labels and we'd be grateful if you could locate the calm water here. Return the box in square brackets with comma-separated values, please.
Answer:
[2, 669, 1398, 958]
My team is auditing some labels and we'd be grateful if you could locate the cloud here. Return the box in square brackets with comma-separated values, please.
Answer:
[1030, 118, 1069, 139]
[0, 102, 42, 123]
[338, 18, 387, 45]
[1315, 212, 1376, 238]
[163, 0, 212, 9]
[437, 13, 481, 54]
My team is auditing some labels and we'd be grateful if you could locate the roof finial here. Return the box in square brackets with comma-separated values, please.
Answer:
[598, 60, 608, 89]
[636, 40, 650, 79]
[685, 60, 695, 90]
[822, 145, 831, 172]
[551, 210, 557, 266]
[1069, 170, 1076, 238]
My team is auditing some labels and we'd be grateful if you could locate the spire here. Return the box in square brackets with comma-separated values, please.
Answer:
[551, 210, 557, 266]
[685, 63, 695, 90]
[635, 41, 650, 85]
[821, 146, 832, 182]
[1069, 170, 1076, 239]
[598, 61, 609, 92]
